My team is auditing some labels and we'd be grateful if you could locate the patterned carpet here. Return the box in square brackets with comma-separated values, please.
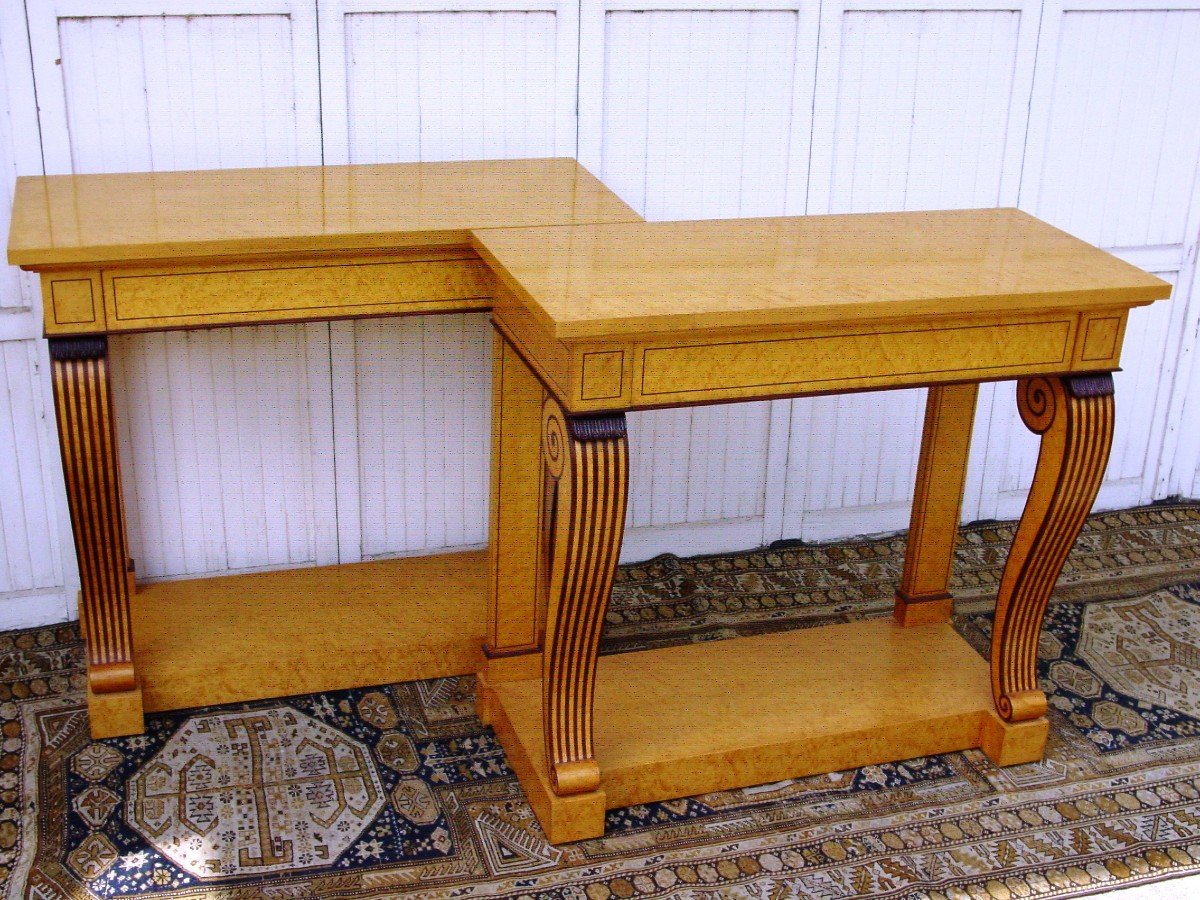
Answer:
[5, 502, 1200, 899]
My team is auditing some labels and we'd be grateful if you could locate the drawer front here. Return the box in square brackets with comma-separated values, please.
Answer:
[633, 317, 1077, 406]
[104, 252, 492, 331]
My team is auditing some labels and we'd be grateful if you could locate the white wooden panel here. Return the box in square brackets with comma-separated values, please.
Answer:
[1172, 254, 1200, 500]
[786, 0, 1036, 541]
[581, 3, 815, 218]
[1020, 4, 1200, 250]
[580, 1, 814, 554]
[809, 4, 1033, 213]
[29, 2, 322, 173]
[977, 1, 1200, 518]
[23, 1, 334, 582]
[321, 0, 577, 164]
[0, 3, 75, 628]
[110, 326, 337, 579]
[349, 315, 491, 559]
[0, 341, 64, 593]
[0, 0, 46, 332]
[319, 2, 575, 561]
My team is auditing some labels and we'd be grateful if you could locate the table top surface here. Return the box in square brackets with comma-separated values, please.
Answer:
[8, 158, 641, 267]
[474, 209, 1172, 340]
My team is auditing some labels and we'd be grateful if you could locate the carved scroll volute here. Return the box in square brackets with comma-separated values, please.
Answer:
[49, 336, 136, 694]
[991, 374, 1114, 722]
[539, 398, 629, 796]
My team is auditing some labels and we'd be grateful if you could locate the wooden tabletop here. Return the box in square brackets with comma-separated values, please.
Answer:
[473, 209, 1171, 340]
[9, 158, 640, 267]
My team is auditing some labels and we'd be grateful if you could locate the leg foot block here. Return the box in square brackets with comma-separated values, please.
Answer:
[483, 677, 606, 843]
[86, 683, 144, 739]
[893, 592, 954, 626]
[979, 711, 1048, 766]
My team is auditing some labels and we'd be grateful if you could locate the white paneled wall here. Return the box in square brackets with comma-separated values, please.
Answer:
[784, 0, 1038, 540]
[339, 315, 491, 559]
[109, 327, 337, 578]
[0, 342, 62, 594]
[29, 2, 323, 174]
[322, 0, 578, 164]
[1, 0, 1200, 627]
[975, 0, 1200, 520]
[579, 0, 812, 557]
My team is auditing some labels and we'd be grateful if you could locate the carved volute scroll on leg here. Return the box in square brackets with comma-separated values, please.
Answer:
[49, 336, 136, 694]
[540, 398, 629, 797]
[991, 374, 1114, 722]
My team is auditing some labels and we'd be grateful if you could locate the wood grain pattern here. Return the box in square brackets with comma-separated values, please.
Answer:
[9, 158, 641, 268]
[540, 399, 628, 796]
[102, 248, 491, 332]
[487, 619, 1047, 843]
[473, 210, 1170, 341]
[894, 383, 978, 626]
[49, 336, 134, 695]
[991, 373, 1115, 722]
[132, 550, 487, 713]
[486, 331, 547, 661]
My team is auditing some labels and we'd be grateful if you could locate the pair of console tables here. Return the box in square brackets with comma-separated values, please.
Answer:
[9, 158, 1170, 843]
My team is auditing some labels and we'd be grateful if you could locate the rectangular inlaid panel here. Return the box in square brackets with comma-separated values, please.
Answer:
[104, 251, 493, 331]
[635, 318, 1074, 404]
[43, 272, 104, 334]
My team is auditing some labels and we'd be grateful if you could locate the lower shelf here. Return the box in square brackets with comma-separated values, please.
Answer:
[131, 549, 488, 713]
[483, 618, 1048, 843]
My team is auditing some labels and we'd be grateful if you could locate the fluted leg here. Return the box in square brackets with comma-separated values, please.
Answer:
[895, 383, 978, 626]
[991, 374, 1114, 722]
[540, 398, 628, 796]
[50, 336, 143, 736]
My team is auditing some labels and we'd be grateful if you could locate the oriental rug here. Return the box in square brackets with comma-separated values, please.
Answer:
[4, 501, 1200, 899]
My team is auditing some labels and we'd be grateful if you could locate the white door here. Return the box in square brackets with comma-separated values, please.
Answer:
[25, 0, 338, 580]
[578, 0, 817, 559]
[973, 0, 1200, 521]
[783, 0, 1041, 542]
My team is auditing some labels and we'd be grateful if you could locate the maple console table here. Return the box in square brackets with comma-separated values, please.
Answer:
[471, 211, 1171, 843]
[8, 158, 642, 738]
[9, 160, 1172, 847]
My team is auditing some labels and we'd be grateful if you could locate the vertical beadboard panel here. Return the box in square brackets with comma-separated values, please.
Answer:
[1022, 9, 1200, 250]
[811, 8, 1025, 213]
[579, 2, 815, 558]
[343, 10, 561, 162]
[320, 0, 578, 164]
[0, 342, 63, 593]
[977, 2, 1200, 519]
[25, 4, 332, 581]
[789, 0, 1036, 541]
[0, 2, 73, 627]
[592, 7, 809, 219]
[352, 315, 491, 559]
[323, 3, 576, 560]
[46, 9, 321, 173]
[109, 326, 336, 579]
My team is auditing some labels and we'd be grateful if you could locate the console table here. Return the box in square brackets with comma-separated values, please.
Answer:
[471, 211, 1171, 842]
[8, 158, 641, 738]
[10, 163, 1171, 847]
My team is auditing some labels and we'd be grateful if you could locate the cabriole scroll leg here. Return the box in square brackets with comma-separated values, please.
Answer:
[540, 398, 628, 797]
[49, 336, 144, 738]
[991, 373, 1114, 724]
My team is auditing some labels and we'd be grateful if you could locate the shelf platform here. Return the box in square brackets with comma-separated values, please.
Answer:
[130, 549, 487, 714]
[481, 618, 1049, 843]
